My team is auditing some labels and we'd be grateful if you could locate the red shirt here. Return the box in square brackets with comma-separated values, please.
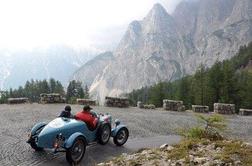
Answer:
[75, 111, 98, 129]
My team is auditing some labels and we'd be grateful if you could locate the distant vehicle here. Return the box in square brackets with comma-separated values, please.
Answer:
[39, 93, 66, 104]
[27, 113, 129, 164]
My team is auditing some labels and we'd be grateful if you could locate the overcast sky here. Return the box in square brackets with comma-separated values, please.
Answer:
[0, 0, 183, 51]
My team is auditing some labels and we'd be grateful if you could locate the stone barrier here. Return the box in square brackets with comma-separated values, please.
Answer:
[105, 96, 129, 108]
[39, 93, 65, 104]
[239, 109, 252, 116]
[77, 99, 96, 106]
[137, 101, 144, 108]
[8, 98, 29, 104]
[163, 99, 185, 112]
[192, 105, 209, 113]
[214, 103, 235, 114]
[143, 104, 156, 109]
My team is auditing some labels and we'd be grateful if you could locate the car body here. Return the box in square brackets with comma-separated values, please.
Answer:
[27, 113, 129, 164]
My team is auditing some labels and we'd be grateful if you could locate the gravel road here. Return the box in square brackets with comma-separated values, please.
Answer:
[0, 104, 251, 166]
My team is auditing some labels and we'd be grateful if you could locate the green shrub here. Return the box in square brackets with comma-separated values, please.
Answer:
[178, 114, 226, 140]
[178, 126, 204, 139]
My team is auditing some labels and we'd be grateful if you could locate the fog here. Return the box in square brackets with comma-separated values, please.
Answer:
[0, 0, 184, 52]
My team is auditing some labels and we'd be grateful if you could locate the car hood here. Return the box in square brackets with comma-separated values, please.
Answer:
[37, 118, 85, 148]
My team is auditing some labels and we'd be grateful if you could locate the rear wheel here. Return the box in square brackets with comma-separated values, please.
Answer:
[98, 123, 111, 145]
[66, 137, 86, 164]
[113, 128, 129, 146]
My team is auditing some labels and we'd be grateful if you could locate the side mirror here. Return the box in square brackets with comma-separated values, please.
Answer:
[115, 119, 121, 126]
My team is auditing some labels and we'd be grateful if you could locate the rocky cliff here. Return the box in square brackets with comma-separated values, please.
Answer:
[72, 51, 114, 87]
[74, 0, 252, 103]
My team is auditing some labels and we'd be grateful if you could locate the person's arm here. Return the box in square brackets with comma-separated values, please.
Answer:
[90, 111, 97, 118]
[69, 113, 74, 118]
[88, 114, 97, 129]
[59, 111, 64, 117]
[74, 113, 79, 120]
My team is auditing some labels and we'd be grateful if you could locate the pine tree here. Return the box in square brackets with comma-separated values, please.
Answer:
[9, 88, 13, 98]
[149, 82, 165, 107]
[84, 85, 89, 99]
[244, 73, 252, 108]
[55, 80, 65, 95]
[193, 65, 209, 106]
[66, 80, 84, 103]
[49, 78, 56, 93]
[177, 77, 191, 108]
[220, 61, 237, 103]
[208, 61, 223, 104]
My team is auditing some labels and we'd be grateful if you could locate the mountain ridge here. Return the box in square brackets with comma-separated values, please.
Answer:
[73, 0, 252, 103]
[0, 46, 96, 90]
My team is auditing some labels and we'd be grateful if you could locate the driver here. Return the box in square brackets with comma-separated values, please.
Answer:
[59, 105, 73, 118]
[75, 105, 98, 130]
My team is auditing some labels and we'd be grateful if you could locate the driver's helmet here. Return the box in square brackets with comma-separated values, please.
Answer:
[65, 105, 71, 112]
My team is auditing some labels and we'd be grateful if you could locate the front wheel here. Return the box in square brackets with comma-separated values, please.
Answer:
[98, 123, 111, 145]
[113, 127, 129, 146]
[29, 138, 44, 151]
[66, 137, 86, 164]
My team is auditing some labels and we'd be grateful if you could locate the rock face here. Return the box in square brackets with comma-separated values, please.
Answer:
[75, 0, 252, 103]
[71, 52, 114, 87]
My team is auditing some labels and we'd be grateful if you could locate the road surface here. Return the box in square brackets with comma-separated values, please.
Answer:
[0, 104, 251, 166]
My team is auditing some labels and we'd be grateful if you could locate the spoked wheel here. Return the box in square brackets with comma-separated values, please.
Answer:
[66, 137, 86, 164]
[98, 123, 111, 145]
[113, 127, 129, 146]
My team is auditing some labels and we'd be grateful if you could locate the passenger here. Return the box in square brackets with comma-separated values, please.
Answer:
[75, 105, 98, 130]
[59, 105, 73, 118]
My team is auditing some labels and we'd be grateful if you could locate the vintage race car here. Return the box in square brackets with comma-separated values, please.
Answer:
[27, 113, 129, 164]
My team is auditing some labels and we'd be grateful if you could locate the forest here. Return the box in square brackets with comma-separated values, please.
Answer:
[0, 79, 89, 103]
[127, 42, 252, 112]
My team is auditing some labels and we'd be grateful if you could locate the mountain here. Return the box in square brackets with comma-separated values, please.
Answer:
[71, 51, 114, 87]
[73, 0, 252, 103]
[0, 46, 96, 90]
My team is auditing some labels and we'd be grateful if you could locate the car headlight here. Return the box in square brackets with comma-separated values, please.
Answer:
[54, 133, 65, 149]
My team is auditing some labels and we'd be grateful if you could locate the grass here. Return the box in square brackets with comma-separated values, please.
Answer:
[165, 139, 205, 164]
[178, 114, 226, 141]
[100, 139, 252, 166]
[215, 140, 252, 165]
[167, 139, 252, 166]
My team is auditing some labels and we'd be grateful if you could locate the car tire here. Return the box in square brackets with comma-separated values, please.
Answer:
[29, 126, 45, 151]
[66, 137, 86, 165]
[98, 123, 111, 145]
[29, 137, 44, 151]
[113, 127, 129, 146]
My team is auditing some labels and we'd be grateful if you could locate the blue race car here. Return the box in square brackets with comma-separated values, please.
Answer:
[27, 113, 129, 164]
